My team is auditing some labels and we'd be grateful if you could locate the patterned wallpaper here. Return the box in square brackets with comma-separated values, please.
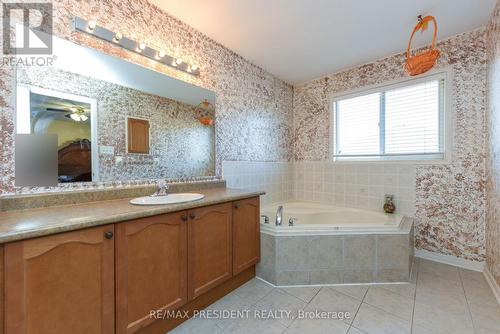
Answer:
[0, 0, 496, 267]
[18, 66, 215, 181]
[486, 0, 500, 286]
[293, 29, 488, 262]
[0, 0, 293, 195]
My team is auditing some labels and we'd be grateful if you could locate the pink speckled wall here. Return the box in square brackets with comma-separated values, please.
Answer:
[486, 0, 500, 286]
[293, 30, 488, 262]
[0, 0, 293, 195]
[0, 1, 495, 267]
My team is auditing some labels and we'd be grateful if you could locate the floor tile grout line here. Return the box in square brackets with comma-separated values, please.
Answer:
[458, 268, 479, 334]
[213, 282, 280, 331]
[350, 324, 369, 334]
[368, 282, 416, 302]
[328, 285, 369, 302]
[281, 286, 325, 331]
[361, 296, 414, 323]
[305, 286, 323, 305]
[346, 285, 370, 331]
[377, 283, 416, 300]
[279, 285, 321, 304]
[357, 296, 414, 328]
[409, 259, 419, 334]
[255, 285, 311, 331]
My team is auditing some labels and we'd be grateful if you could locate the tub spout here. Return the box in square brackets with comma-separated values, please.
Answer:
[276, 205, 283, 226]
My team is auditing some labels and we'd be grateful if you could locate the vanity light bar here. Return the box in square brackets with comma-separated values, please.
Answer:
[73, 17, 200, 76]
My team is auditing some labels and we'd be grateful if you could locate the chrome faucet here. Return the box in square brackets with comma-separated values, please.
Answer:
[276, 205, 283, 226]
[151, 179, 169, 197]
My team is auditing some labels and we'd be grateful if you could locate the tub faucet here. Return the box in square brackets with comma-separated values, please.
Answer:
[276, 205, 283, 226]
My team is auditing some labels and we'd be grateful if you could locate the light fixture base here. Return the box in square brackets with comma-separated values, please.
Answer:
[73, 16, 200, 76]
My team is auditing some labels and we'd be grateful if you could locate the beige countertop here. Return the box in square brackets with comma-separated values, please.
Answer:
[0, 188, 264, 244]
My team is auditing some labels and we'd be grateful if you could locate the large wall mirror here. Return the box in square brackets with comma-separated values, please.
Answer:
[15, 35, 215, 185]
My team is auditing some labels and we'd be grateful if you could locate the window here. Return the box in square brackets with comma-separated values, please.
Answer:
[332, 73, 447, 161]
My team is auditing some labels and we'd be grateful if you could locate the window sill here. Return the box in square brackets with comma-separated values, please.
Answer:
[332, 157, 452, 165]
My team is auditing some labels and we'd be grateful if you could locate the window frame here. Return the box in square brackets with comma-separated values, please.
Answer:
[330, 68, 453, 164]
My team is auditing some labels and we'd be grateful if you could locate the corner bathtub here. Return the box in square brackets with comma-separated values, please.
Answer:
[257, 201, 414, 286]
[260, 201, 404, 235]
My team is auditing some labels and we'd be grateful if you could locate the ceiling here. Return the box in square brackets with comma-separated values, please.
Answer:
[150, 0, 496, 84]
[30, 93, 91, 122]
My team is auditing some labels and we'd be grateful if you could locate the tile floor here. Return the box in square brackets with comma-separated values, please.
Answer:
[169, 258, 500, 334]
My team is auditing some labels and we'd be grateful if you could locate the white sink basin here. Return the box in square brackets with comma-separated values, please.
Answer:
[130, 193, 205, 206]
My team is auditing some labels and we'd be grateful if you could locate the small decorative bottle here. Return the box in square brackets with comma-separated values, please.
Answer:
[383, 194, 396, 214]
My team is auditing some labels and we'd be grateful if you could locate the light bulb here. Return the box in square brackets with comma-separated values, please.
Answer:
[70, 113, 81, 121]
[87, 20, 97, 32]
[137, 42, 146, 52]
[113, 32, 122, 43]
[171, 60, 177, 67]
[158, 50, 165, 58]
[175, 58, 182, 65]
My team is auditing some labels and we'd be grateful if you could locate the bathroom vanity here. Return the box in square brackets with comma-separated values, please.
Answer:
[0, 187, 262, 334]
[0, 25, 262, 334]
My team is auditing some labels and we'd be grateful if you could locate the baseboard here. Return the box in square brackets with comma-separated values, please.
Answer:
[483, 267, 500, 305]
[414, 249, 485, 272]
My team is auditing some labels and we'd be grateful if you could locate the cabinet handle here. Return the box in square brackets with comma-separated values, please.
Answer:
[234, 204, 240, 209]
[104, 231, 114, 239]
[189, 213, 196, 220]
[181, 214, 188, 222]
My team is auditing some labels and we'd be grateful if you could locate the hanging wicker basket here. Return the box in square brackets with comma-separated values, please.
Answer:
[404, 15, 440, 76]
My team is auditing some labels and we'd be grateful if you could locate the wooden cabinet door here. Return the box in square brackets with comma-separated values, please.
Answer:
[4, 225, 115, 334]
[233, 197, 260, 275]
[188, 203, 232, 300]
[116, 212, 188, 334]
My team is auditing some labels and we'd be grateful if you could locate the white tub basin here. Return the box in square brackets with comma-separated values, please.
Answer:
[130, 193, 205, 205]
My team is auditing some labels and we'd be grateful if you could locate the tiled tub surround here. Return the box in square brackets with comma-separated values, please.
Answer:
[257, 218, 414, 286]
[17, 66, 216, 181]
[223, 161, 416, 215]
[223, 161, 294, 206]
[486, 0, 500, 289]
[0, 0, 294, 195]
[293, 162, 416, 216]
[293, 29, 488, 262]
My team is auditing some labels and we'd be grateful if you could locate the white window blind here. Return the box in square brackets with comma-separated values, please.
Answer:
[333, 77, 445, 161]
